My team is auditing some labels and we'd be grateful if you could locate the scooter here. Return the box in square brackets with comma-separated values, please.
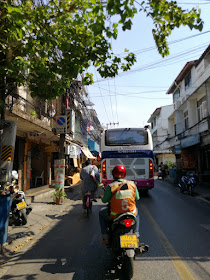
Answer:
[178, 172, 198, 196]
[6, 171, 32, 226]
[108, 212, 149, 280]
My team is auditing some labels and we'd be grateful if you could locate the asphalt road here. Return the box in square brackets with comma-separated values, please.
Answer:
[1, 180, 210, 280]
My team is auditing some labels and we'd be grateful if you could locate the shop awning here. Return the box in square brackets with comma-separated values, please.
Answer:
[81, 146, 96, 159]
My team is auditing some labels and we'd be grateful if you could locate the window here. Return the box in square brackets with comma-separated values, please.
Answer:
[197, 96, 207, 122]
[105, 128, 148, 146]
[173, 88, 180, 103]
[185, 73, 192, 90]
[184, 111, 189, 129]
[151, 117, 156, 129]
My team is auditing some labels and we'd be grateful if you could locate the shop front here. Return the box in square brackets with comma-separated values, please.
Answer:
[23, 138, 58, 191]
[65, 143, 82, 185]
[180, 134, 200, 171]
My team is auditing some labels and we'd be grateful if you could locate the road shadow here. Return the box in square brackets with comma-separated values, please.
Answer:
[6, 231, 35, 245]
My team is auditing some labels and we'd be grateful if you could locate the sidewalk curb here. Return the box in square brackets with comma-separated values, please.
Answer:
[164, 178, 210, 205]
[0, 183, 82, 277]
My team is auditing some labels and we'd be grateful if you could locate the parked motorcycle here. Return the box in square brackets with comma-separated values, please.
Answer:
[107, 211, 149, 280]
[6, 171, 32, 226]
[178, 172, 198, 196]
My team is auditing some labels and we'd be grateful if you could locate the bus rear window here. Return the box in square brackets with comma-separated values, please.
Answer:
[105, 129, 148, 146]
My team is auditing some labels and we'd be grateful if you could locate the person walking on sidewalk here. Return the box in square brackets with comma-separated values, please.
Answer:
[80, 159, 100, 208]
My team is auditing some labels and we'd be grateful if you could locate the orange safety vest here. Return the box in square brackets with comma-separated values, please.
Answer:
[109, 180, 137, 218]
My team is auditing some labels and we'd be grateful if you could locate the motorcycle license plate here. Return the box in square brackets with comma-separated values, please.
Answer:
[17, 201, 27, 210]
[120, 234, 138, 248]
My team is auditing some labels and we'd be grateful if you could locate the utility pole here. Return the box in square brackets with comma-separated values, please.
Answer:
[106, 122, 119, 129]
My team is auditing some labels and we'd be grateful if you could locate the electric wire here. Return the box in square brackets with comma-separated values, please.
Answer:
[107, 79, 115, 122]
[94, 43, 209, 83]
[93, 68, 111, 123]
[116, 31, 209, 57]
[178, 2, 210, 4]
[114, 77, 119, 123]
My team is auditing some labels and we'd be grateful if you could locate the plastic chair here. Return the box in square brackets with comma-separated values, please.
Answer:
[35, 171, 44, 187]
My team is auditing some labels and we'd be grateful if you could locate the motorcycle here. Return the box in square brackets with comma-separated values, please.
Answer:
[157, 167, 165, 180]
[6, 170, 32, 226]
[178, 172, 198, 196]
[107, 211, 149, 280]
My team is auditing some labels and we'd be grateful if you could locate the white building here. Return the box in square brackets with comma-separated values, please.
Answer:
[166, 45, 210, 182]
[147, 105, 176, 167]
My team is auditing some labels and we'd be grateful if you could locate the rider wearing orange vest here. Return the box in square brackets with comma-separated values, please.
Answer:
[99, 165, 140, 245]
[109, 179, 138, 218]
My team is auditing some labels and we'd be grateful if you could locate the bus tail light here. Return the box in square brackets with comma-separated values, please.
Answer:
[149, 159, 153, 178]
[102, 160, 107, 179]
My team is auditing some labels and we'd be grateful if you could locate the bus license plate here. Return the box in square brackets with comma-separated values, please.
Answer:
[17, 201, 27, 210]
[120, 234, 138, 248]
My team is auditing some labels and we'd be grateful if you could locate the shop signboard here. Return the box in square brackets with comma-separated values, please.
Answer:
[54, 159, 65, 189]
[181, 134, 200, 149]
[70, 145, 77, 158]
[44, 146, 59, 153]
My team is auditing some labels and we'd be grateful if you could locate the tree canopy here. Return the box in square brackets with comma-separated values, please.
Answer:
[0, 0, 203, 101]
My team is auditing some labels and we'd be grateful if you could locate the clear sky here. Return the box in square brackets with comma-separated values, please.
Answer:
[86, 0, 210, 130]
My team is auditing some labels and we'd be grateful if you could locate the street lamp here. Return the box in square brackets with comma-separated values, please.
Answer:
[48, 104, 56, 118]
[48, 104, 56, 134]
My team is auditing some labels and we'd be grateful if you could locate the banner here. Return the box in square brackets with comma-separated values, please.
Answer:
[54, 159, 65, 189]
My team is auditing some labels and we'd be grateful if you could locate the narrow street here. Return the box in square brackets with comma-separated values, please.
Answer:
[1, 180, 210, 280]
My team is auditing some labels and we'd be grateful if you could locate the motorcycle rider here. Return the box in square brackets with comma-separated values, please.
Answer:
[80, 159, 100, 208]
[158, 162, 165, 180]
[99, 165, 140, 245]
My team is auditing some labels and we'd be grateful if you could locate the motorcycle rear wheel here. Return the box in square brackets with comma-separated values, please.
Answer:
[121, 255, 134, 280]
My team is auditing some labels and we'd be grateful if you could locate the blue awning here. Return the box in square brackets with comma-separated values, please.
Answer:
[88, 139, 100, 152]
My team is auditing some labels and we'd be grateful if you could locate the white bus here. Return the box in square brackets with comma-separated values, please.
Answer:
[101, 127, 154, 191]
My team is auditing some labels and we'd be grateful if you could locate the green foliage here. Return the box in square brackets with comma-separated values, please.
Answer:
[52, 187, 67, 203]
[0, 0, 204, 101]
[30, 109, 38, 118]
[168, 160, 176, 169]
[165, 160, 176, 169]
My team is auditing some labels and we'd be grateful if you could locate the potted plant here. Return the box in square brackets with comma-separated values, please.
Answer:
[52, 187, 67, 205]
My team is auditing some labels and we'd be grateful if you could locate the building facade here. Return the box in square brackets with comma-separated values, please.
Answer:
[2, 80, 102, 191]
[165, 45, 210, 182]
[147, 105, 176, 168]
